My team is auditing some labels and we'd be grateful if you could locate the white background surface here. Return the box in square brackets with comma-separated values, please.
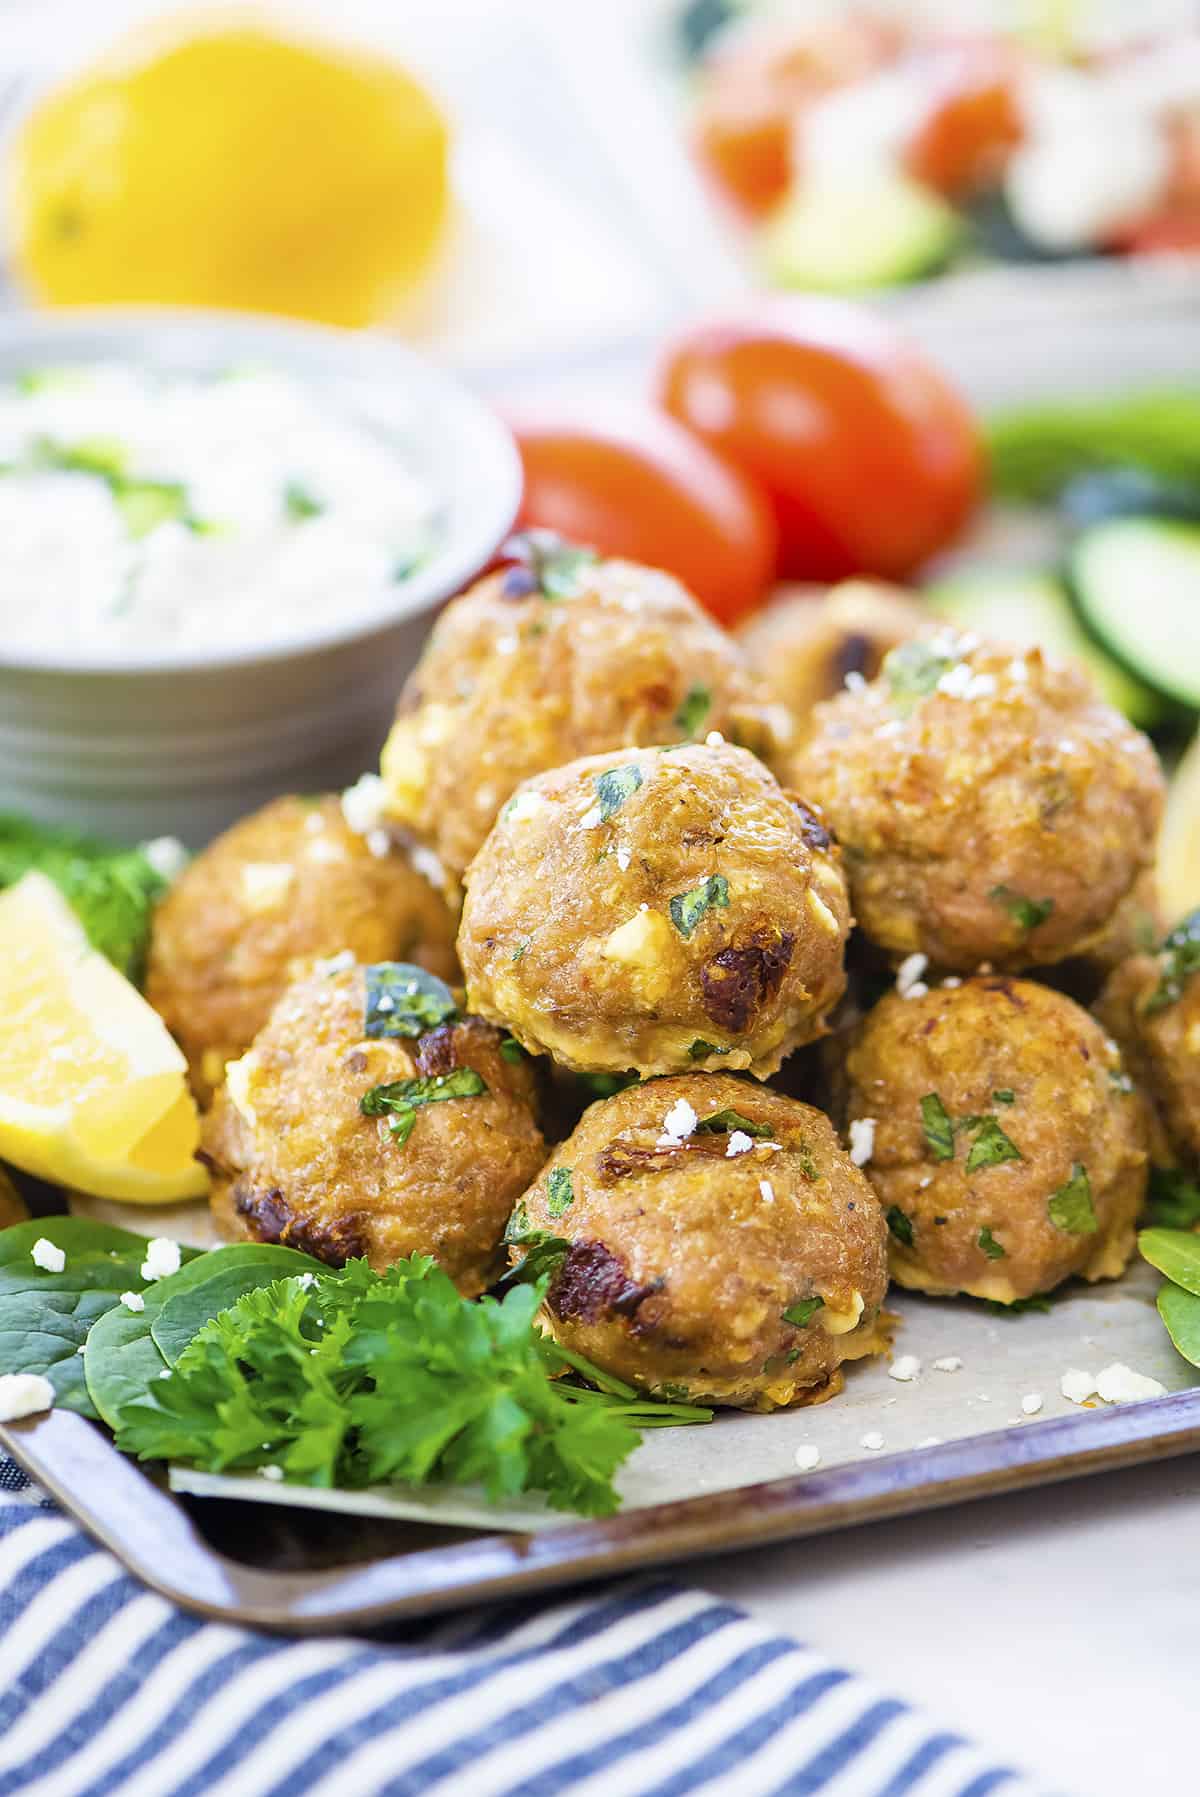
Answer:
[7, 3, 1200, 1791]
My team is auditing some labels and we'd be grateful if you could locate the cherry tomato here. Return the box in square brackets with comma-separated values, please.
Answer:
[657, 300, 982, 582]
[510, 410, 778, 627]
[904, 45, 1023, 198]
[692, 19, 896, 218]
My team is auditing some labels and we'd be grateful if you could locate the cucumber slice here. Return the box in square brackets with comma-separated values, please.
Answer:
[1067, 518, 1200, 715]
[758, 172, 961, 293]
[926, 568, 1164, 728]
[1061, 469, 1200, 530]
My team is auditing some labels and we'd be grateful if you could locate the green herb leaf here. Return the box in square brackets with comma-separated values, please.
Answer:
[114, 480, 190, 540]
[694, 1108, 774, 1138]
[546, 1167, 575, 1218]
[977, 1226, 1006, 1261]
[284, 479, 323, 520]
[502, 530, 597, 600]
[496, 1204, 570, 1295]
[1138, 1226, 1200, 1297]
[782, 1296, 824, 1327]
[668, 873, 729, 938]
[688, 1039, 730, 1060]
[1146, 909, 1200, 1013]
[886, 1206, 914, 1247]
[1157, 1281, 1200, 1368]
[511, 940, 529, 963]
[574, 1070, 639, 1101]
[920, 1094, 955, 1161]
[989, 885, 1055, 933]
[0, 1219, 200, 1417]
[499, 1035, 525, 1065]
[884, 639, 956, 712]
[364, 963, 458, 1039]
[0, 812, 170, 983]
[984, 1292, 1053, 1315]
[1146, 1166, 1200, 1230]
[992, 1089, 1015, 1105]
[594, 764, 643, 822]
[965, 1118, 1023, 1173]
[674, 685, 712, 739]
[360, 1069, 487, 1146]
[1047, 1164, 1097, 1235]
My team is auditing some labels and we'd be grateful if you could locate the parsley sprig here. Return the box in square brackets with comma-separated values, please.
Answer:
[114, 1259, 708, 1515]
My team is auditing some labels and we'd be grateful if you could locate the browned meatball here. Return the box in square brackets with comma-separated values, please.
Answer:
[788, 632, 1165, 971]
[380, 541, 787, 881]
[1096, 909, 1200, 1165]
[203, 962, 546, 1295]
[738, 580, 928, 736]
[509, 1074, 889, 1410]
[458, 742, 850, 1078]
[147, 795, 458, 1104]
[834, 977, 1149, 1303]
[0, 1167, 27, 1229]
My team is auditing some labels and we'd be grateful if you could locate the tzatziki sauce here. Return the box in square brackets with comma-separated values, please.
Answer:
[0, 363, 440, 657]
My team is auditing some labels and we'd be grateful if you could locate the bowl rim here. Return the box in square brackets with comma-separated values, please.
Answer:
[0, 306, 523, 676]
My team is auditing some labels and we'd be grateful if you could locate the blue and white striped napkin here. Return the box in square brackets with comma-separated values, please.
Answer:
[0, 1460, 1050, 1797]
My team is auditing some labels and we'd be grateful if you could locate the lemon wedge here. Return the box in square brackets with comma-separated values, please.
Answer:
[0, 872, 208, 1202]
[1160, 728, 1200, 926]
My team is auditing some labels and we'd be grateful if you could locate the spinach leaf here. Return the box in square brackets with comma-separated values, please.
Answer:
[1157, 1281, 1200, 1369]
[920, 1094, 955, 1161]
[364, 962, 457, 1039]
[152, 1258, 333, 1368]
[1139, 1227, 1200, 1298]
[668, 873, 729, 939]
[1047, 1164, 1097, 1235]
[593, 765, 643, 822]
[0, 1219, 200, 1417]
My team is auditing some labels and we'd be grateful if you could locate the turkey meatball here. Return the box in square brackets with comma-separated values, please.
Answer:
[458, 741, 850, 1078]
[147, 795, 458, 1104]
[380, 539, 786, 881]
[788, 632, 1165, 971]
[509, 1074, 889, 1410]
[1096, 909, 1200, 1165]
[834, 976, 1149, 1303]
[738, 579, 928, 736]
[203, 961, 546, 1295]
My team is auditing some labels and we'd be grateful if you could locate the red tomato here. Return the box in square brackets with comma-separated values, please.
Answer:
[904, 45, 1024, 198]
[657, 300, 982, 582]
[692, 19, 897, 218]
[510, 410, 778, 627]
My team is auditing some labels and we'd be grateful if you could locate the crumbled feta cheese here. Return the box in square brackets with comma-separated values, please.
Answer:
[759, 1179, 775, 1205]
[30, 1238, 65, 1274]
[658, 1098, 698, 1147]
[917, 1435, 943, 1449]
[303, 811, 326, 835]
[305, 834, 344, 865]
[876, 718, 904, 738]
[704, 730, 725, 747]
[848, 1117, 876, 1167]
[366, 828, 392, 861]
[341, 772, 388, 837]
[140, 1238, 181, 1283]
[1060, 1368, 1097, 1405]
[935, 662, 973, 698]
[726, 1131, 754, 1158]
[375, 994, 395, 1013]
[844, 670, 867, 693]
[0, 1373, 55, 1423]
[259, 1464, 285, 1482]
[241, 861, 294, 912]
[1008, 658, 1029, 684]
[896, 953, 929, 998]
[409, 842, 447, 891]
[505, 790, 545, 826]
[578, 804, 604, 830]
[859, 1431, 885, 1452]
[794, 1445, 821, 1472]
[1021, 1392, 1044, 1416]
[1095, 1363, 1166, 1405]
[139, 835, 189, 883]
[941, 976, 962, 989]
[616, 845, 632, 872]
[1058, 739, 1078, 755]
[964, 673, 996, 699]
[888, 1355, 922, 1383]
[932, 1355, 963, 1373]
[314, 948, 355, 977]
[120, 1291, 146, 1313]
[495, 633, 519, 655]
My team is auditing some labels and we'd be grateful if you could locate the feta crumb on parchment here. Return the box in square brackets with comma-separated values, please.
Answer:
[848, 1117, 876, 1167]
[658, 1098, 698, 1147]
[140, 1238, 181, 1283]
[1021, 1392, 1044, 1416]
[859, 1431, 885, 1452]
[726, 1131, 754, 1158]
[0, 1373, 55, 1423]
[30, 1238, 65, 1274]
[895, 953, 928, 999]
[888, 1355, 922, 1383]
[1095, 1363, 1167, 1404]
[1060, 1368, 1098, 1405]
[120, 1291, 146, 1314]
[932, 1355, 963, 1373]
[917, 1436, 943, 1449]
[794, 1445, 821, 1472]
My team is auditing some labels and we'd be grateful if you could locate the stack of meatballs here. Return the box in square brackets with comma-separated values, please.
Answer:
[146, 536, 1182, 1415]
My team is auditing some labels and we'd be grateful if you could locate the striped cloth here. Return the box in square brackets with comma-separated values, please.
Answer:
[0, 1460, 1052, 1797]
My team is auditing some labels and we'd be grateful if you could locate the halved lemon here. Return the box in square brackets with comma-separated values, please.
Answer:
[1161, 728, 1200, 927]
[0, 872, 208, 1202]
